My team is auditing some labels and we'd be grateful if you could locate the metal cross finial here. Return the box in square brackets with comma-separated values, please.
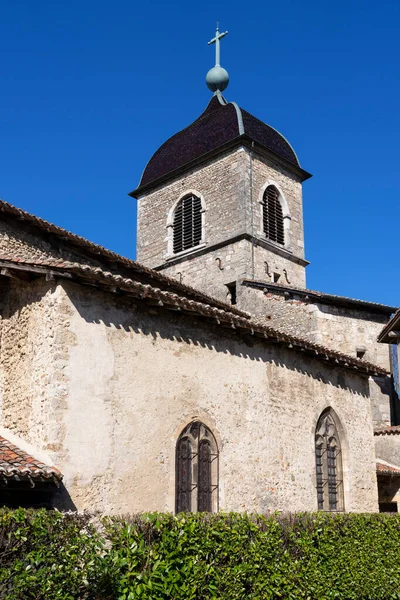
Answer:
[208, 25, 228, 67]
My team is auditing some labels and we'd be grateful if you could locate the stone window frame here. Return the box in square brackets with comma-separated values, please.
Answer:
[175, 420, 219, 514]
[314, 407, 346, 512]
[165, 190, 207, 260]
[257, 180, 291, 250]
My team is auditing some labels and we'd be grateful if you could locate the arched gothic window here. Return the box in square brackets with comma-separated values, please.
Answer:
[262, 185, 284, 245]
[176, 421, 218, 513]
[173, 194, 202, 254]
[315, 410, 344, 511]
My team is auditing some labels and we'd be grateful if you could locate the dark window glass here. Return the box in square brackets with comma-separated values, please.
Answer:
[315, 411, 344, 511]
[198, 440, 212, 512]
[176, 437, 192, 513]
[176, 421, 218, 513]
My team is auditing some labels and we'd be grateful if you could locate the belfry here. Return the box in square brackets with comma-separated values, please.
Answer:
[131, 26, 311, 308]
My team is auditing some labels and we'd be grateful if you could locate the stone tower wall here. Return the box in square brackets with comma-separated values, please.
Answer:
[136, 146, 307, 300]
[136, 148, 249, 268]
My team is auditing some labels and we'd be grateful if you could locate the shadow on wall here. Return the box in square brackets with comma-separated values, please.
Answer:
[52, 482, 77, 511]
[67, 283, 370, 398]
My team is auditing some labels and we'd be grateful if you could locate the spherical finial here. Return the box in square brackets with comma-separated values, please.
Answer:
[206, 66, 229, 92]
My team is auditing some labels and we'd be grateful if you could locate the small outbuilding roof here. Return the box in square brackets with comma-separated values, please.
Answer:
[376, 460, 400, 476]
[243, 280, 397, 316]
[374, 425, 400, 436]
[132, 93, 311, 195]
[378, 309, 400, 343]
[0, 436, 62, 485]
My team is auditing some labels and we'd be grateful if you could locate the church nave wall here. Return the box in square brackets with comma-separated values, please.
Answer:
[43, 281, 378, 514]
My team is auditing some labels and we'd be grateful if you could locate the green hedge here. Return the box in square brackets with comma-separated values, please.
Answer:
[1, 509, 400, 599]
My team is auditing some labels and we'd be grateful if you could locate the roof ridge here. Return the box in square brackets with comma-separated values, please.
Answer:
[0, 254, 388, 377]
[244, 280, 397, 312]
[0, 198, 249, 319]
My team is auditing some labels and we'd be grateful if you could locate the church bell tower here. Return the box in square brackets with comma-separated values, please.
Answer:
[131, 28, 311, 308]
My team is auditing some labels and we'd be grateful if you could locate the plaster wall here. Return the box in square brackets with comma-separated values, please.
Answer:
[0, 279, 377, 513]
[240, 286, 392, 427]
[374, 435, 400, 508]
[375, 435, 400, 468]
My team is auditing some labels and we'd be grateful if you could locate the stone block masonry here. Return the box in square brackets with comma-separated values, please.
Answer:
[136, 145, 307, 302]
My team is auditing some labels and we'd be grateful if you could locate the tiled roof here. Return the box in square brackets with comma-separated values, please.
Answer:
[133, 94, 311, 194]
[243, 280, 397, 315]
[376, 461, 400, 476]
[374, 425, 400, 436]
[0, 437, 62, 483]
[0, 254, 388, 377]
[378, 309, 400, 343]
[0, 198, 248, 319]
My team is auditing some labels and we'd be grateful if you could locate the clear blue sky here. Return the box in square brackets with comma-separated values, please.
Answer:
[1, 0, 399, 306]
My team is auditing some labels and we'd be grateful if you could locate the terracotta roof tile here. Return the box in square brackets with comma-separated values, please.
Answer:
[374, 425, 400, 436]
[0, 255, 388, 378]
[376, 461, 400, 475]
[0, 437, 62, 483]
[0, 198, 249, 319]
[243, 280, 397, 314]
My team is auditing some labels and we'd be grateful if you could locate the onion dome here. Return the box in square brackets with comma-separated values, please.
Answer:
[131, 93, 310, 196]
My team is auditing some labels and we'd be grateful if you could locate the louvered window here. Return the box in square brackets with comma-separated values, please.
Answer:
[176, 421, 218, 513]
[262, 186, 284, 245]
[173, 194, 202, 254]
[315, 410, 344, 511]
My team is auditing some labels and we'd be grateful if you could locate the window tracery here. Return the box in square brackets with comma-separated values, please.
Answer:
[176, 421, 218, 513]
[315, 410, 344, 511]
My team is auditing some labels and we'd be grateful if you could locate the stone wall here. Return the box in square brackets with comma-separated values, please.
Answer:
[240, 286, 390, 370]
[251, 152, 305, 263]
[137, 148, 249, 268]
[0, 277, 378, 513]
[158, 239, 305, 306]
[0, 277, 70, 454]
[136, 146, 307, 301]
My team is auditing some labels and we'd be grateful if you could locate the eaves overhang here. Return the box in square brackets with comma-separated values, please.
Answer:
[378, 309, 400, 344]
[130, 134, 312, 199]
[0, 256, 388, 378]
[243, 280, 397, 316]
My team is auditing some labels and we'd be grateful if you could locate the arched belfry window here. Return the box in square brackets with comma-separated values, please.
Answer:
[262, 185, 285, 245]
[315, 410, 344, 511]
[173, 194, 202, 254]
[176, 421, 218, 513]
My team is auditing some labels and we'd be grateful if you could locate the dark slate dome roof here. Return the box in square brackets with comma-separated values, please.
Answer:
[137, 93, 302, 191]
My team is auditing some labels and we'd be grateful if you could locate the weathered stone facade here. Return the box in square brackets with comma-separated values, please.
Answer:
[136, 146, 307, 301]
[239, 286, 390, 369]
[0, 83, 396, 516]
[0, 271, 379, 513]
